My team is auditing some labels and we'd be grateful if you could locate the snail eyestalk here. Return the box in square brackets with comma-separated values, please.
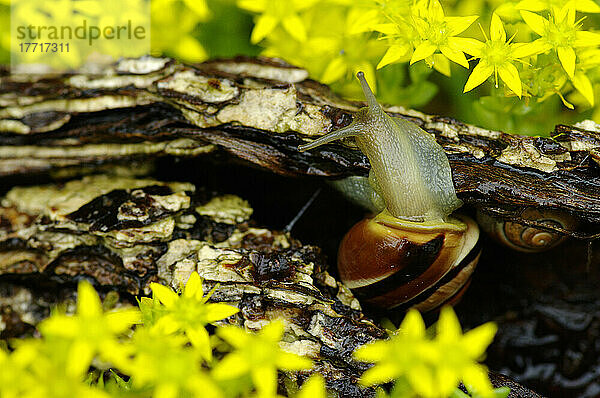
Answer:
[298, 72, 462, 222]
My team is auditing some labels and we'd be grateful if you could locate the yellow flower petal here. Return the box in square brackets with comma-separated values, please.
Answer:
[297, 374, 326, 398]
[182, 0, 210, 20]
[432, 54, 451, 76]
[377, 44, 410, 69]
[557, 4, 575, 25]
[520, 10, 546, 36]
[106, 308, 142, 332]
[321, 56, 347, 84]
[400, 309, 426, 338]
[252, 365, 277, 396]
[411, 41, 437, 65]
[511, 40, 550, 58]
[437, 307, 462, 342]
[216, 325, 249, 348]
[347, 8, 380, 35]
[463, 322, 498, 359]
[490, 13, 506, 42]
[498, 62, 523, 97]
[154, 382, 178, 398]
[39, 315, 79, 337]
[571, 71, 595, 106]
[186, 327, 211, 360]
[428, 0, 445, 20]
[407, 363, 435, 398]
[464, 61, 494, 93]
[67, 340, 95, 377]
[516, 0, 547, 11]
[77, 281, 103, 318]
[260, 319, 285, 341]
[373, 23, 400, 35]
[212, 352, 250, 379]
[237, 0, 266, 13]
[449, 37, 485, 58]
[462, 365, 495, 397]
[569, 0, 600, 13]
[205, 303, 239, 322]
[282, 14, 307, 42]
[173, 35, 207, 62]
[430, 54, 450, 77]
[251, 14, 278, 44]
[154, 314, 181, 335]
[359, 362, 399, 386]
[574, 31, 600, 47]
[440, 45, 468, 68]
[353, 341, 388, 362]
[151, 283, 178, 308]
[277, 351, 313, 370]
[435, 366, 460, 396]
[445, 16, 478, 36]
[293, 0, 319, 11]
[183, 272, 202, 299]
[557, 46, 576, 78]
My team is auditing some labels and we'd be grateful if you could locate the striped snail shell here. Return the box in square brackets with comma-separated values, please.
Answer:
[299, 72, 480, 312]
[476, 208, 577, 253]
[338, 211, 480, 312]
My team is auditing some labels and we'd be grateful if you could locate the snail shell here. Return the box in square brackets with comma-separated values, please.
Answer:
[476, 208, 577, 252]
[338, 211, 480, 312]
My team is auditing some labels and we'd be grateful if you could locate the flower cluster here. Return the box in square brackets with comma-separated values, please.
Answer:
[354, 307, 507, 398]
[0, 273, 318, 398]
[237, 0, 600, 130]
[0, 273, 502, 398]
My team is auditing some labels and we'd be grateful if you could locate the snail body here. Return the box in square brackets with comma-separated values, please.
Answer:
[299, 72, 480, 312]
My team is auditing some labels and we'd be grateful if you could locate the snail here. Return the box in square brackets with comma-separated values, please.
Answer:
[298, 72, 480, 312]
[476, 208, 577, 253]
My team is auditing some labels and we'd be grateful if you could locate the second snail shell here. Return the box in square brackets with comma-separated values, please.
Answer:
[476, 208, 577, 253]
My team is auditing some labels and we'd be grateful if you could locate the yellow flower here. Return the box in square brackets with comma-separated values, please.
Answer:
[39, 280, 141, 377]
[409, 0, 480, 70]
[516, 0, 600, 14]
[434, 307, 497, 398]
[463, 13, 542, 97]
[151, 0, 208, 62]
[125, 327, 223, 398]
[238, 0, 319, 43]
[354, 307, 498, 398]
[520, 5, 600, 104]
[212, 320, 313, 397]
[374, 19, 417, 69]
[149, 272, 240, 361]
[10, 338, 111, 398]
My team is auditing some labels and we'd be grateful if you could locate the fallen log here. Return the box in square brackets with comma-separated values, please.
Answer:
[1, 56, 600, 239]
